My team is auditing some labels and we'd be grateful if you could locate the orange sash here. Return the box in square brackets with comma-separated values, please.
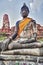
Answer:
[18, 18, 32, 36]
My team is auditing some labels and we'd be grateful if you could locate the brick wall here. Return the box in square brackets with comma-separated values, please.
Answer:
[37, 24, 43, 38]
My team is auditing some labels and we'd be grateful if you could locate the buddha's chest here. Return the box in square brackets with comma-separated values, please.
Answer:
[20, 22, 33, 38]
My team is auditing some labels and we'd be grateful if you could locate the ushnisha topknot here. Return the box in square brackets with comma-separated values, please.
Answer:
[21, 3, 29, 13]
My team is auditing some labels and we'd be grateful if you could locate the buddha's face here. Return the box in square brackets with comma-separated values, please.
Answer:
[21, 9, 29, 18]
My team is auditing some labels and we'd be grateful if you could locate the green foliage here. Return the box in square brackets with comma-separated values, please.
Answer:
[38, 38, 43, 42]
[0, 35, 7, 41]
[0, 32, 6, 36]
[0, 32, 7, 41]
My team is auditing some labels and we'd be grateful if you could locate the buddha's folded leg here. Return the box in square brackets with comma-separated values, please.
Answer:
[1, 38, 12, 51]
[8, 40, 19, 50]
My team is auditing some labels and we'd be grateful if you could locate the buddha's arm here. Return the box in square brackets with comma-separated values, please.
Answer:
[9, 26, 18, 40]
[32, 20, 37, 40]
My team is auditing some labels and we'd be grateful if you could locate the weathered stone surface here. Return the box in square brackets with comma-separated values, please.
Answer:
[8, 61, 15, 65]
[0, 55, 43, 63]
[5, 61, 36, 65]
[1, 38, 11, 51]
[1, 39, 43, 51]
[0, 55, 37, 61]
[0, 61, 5, 65]
[1, 48, 43, 56]
[0, 41, 43, 64]
[8, 41, 43, 49]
